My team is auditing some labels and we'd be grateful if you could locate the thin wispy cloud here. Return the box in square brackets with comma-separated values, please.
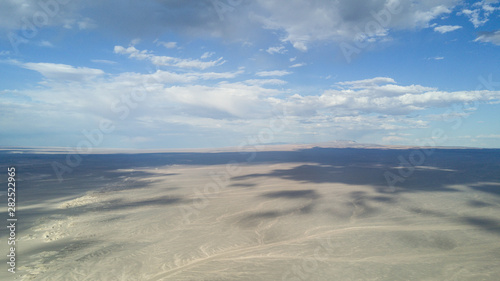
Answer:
[201, 52, 215, 59]
[266, 46, 287, 54]
[114, 46, 225, 70]
[475, 30, 500, 45]
[434, 25, 462, 33]
[21, 62, 104, 81]
[255, 70, 291, 77]
[91, 59, 117, 65]
[156, 41, 178, 49]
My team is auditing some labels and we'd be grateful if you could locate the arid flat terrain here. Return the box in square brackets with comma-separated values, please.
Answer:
[1, 145, 500, 280]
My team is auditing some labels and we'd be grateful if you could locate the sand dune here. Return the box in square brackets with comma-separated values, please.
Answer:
[1, 146, 500, 280]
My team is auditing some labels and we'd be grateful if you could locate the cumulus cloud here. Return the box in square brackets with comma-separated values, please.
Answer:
[1, 0, 467, 52]
[249, 0, 458, 50]
[1, 58, 276, 147]
[461, 9, 487, 27]
[474, 30, 500, 45]
[5, 52, 500, 147]
[3, 1, 500, 148]
[284, 78, 500, 116]
[160, 83, 281, 119]
[434, 25, 462, 33]
[460, 0, 500, 28]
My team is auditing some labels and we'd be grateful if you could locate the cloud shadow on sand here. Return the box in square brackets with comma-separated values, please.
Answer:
[2, 147, 500, 237]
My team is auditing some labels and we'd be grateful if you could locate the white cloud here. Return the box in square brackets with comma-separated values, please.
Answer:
[411, 5, 452, 27]
[114, 45, 225, 69]
[60, 17, 98, 30]
[15, 58, 500, 126]
[460, 1, 500, 28]
[3, 1, 500, 148]
[0, 0, 81, 31]
[284, 78, 500, 116]
[474, 30, 500, 45]
[336, 77, 396, 88]
[38, 40, 54, 47]
[6, 51, 500, 148]
[244, 79, 287, 86]
[477, 134, 500, 139]
[266, 45, 287, 54]
[480, 1, 500, 13]
[250, 0, 457, 51]
[157, 41, 178, 49]
[382, 135, 408, 143]
[461, 9, 487, 27]
[1, 0, 455, 52]
[256, 70, 291, 77]
[161, 83, 281, 118]
[77, 17, 97, 30]
[0, 0, 469, 53]
[21, 62, 104, 81]
[201, 52, 214, 59]
[1, 59, 273, 147]
[291, 41, 308, 52]
[91, 59, 117, 64]
[194, 69, 244, 80]
[434, 25, 462, 33]
[114, 68, 243, 85]
[130, 38, 141, 46]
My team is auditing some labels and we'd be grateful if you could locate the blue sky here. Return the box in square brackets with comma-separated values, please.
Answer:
[1, 0, 499, 149]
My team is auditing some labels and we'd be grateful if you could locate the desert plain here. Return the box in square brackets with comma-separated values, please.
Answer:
[1, 144, 500, 280]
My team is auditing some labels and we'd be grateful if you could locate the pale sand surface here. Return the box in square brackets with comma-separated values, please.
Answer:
[1, 146, 500, 280]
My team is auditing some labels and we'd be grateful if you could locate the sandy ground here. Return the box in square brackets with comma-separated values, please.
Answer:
[1, 146, 500, 280]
